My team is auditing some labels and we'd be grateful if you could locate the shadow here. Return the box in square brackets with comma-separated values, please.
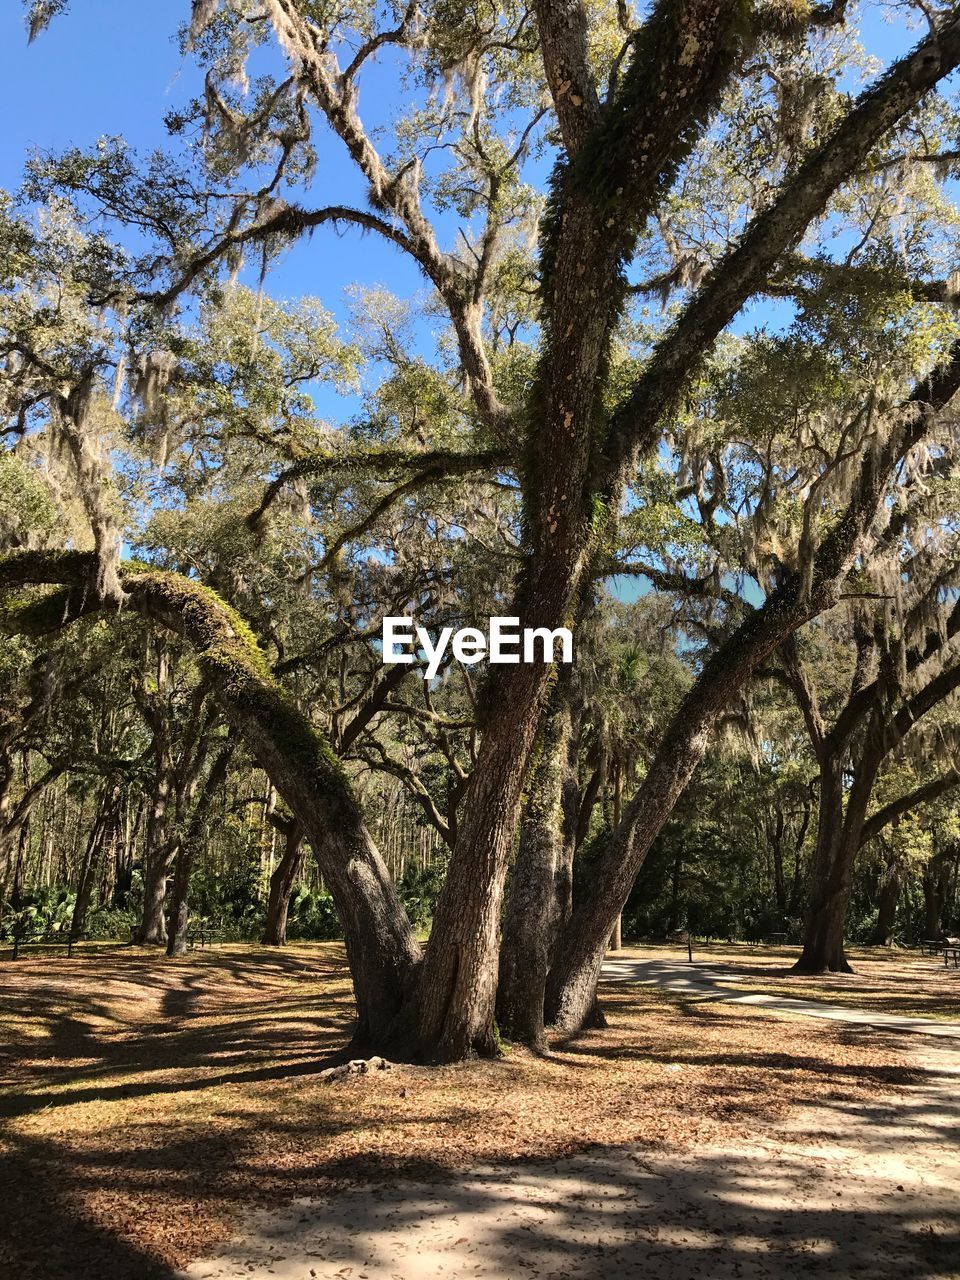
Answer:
[601, 955, 960, 1033]
[0, 1130, 182, 1279]
[175, 1138, 960, 1280]
[3, 945, 959, 1279]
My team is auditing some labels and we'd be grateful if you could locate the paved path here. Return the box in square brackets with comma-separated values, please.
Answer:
[600, 955, 960, 1040]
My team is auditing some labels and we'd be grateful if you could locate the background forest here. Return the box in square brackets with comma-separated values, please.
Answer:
[2, 0, 960, 1061]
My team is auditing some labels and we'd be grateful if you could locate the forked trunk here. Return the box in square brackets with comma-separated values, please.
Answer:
[262, 822, 305, 946]
[793, 744, 879, 974]
[415, 656, 557, 1061]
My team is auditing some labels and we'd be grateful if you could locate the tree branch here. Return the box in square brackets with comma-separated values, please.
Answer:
[604, 13, 960, 487]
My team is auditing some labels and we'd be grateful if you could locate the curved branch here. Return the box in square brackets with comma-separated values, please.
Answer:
[146, 202, 417, 310]
[604, 13, 960, 485]
[860, 769, 960, 846]
[247, 446, 510, 529]
[0, 550, 421, 1032]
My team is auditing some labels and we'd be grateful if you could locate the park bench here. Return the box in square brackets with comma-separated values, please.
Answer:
[919, 939, 945, 956]
[187, 923, 225, 949]
[766, 932, 788, 946]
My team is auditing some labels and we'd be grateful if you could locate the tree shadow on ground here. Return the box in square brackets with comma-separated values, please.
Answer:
[2, 947, 958, 1279]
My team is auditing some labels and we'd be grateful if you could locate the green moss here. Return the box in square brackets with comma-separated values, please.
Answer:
[0, 551, 358, 818]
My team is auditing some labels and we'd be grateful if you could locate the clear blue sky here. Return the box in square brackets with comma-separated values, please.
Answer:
[0, 0, 426, 356]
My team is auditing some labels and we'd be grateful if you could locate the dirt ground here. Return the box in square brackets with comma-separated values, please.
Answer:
[626, 941, 960, 1020]
[1, 943, 958, 1279]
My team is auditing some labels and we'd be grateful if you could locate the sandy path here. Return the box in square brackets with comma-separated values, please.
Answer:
[180, 1030, 960, 1279]
[601, 955, 960, 1038]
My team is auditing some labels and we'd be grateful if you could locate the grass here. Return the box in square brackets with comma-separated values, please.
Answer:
[0, 942, 936, 1279]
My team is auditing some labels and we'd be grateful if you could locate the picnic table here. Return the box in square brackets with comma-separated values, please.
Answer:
[944, 946, 960, 970]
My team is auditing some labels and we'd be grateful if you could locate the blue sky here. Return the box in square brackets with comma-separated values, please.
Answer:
[0, 3, 928, 606]
[1, 2, 916, 325]
[0, 1, 424, 304]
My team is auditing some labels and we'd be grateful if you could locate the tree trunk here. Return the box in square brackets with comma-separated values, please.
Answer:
[923, 853, 949, 938]
[794, 733, 882, 973]
[869, 845, 902, 947]
[262, 821, 305, 947]
[136, 743, 174, 945]
[609, 915, 622, 950]
[165, 838, 191, 957]
[497, 695, 572, 1051]
[138, 850, 170, 946]
[167, 741, 235, 957]
[69, 787, 118, 949]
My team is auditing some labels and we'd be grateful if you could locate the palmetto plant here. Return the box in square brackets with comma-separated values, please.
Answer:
[3, 887, 75, 957]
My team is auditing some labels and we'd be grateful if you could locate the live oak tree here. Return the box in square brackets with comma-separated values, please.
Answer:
[6, 0, 960, 1058]
[778, 583, 960, 972]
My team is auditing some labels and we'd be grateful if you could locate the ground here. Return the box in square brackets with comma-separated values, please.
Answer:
[1, 942, 958, 1278]
[627, 941, 960, 1020]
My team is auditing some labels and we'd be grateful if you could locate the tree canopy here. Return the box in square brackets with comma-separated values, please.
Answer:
[3, 0, 960, 1060]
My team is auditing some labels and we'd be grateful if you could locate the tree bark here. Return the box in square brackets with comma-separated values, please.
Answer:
[262, 819, 305, 947]
[792, 754, 857, 973]
[794, 711, 889, 974]
[869, 844, 902, 947]
[497, 693, 573, 1051]
[136, 764, 173, 946]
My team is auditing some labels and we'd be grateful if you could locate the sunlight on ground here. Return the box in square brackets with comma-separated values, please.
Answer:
[0, 943, 956, 1279]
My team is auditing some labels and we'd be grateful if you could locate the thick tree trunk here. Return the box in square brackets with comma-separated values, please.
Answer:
[413, 666, 548, 1060]
[138, 850, 170, 946]
[497, 696, 573, 1051]
[262, 822, 305, 946]
[792, 756, 852, 972]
